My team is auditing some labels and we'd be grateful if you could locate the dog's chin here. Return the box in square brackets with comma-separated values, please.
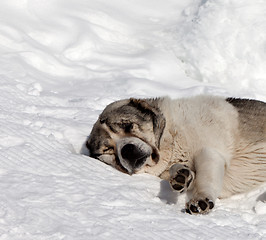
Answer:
[119, 155, 151, 175]
[98, 154, 115, 165]
[97, 154, 128, 173]
[96, 152, 147, 173]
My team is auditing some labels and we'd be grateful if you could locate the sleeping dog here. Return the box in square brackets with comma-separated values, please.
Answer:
[86, 96, 266, 214]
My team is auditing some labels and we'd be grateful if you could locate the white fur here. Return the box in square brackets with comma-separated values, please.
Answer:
[139, 96, 266, 202]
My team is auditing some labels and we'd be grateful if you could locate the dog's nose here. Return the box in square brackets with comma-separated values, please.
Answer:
[116, 137, 152, 173]
[121, 144, 141, 162]
[120, 143, 147, 169]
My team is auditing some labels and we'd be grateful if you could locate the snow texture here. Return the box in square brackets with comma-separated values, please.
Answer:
[0, 0, 266, 239]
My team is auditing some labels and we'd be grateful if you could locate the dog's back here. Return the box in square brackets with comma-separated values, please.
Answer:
[226, 98, 266, 142]
[221, 98, 266, 197]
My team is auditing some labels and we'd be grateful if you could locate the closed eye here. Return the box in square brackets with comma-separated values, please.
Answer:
[117, 122, 133, 133]
[103, 146, 114, 153]
[124, 123, 133, 133]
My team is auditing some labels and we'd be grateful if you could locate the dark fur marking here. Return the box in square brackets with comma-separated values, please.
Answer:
[226, 98, 266, 110]
[226, 97, 266, 141]
[129, 98, 166, 149]
[226, 98, 266, 118]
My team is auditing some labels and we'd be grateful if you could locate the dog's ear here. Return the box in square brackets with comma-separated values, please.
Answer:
[129, 98, 166, 148]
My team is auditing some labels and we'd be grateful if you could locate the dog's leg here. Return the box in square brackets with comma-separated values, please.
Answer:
[169, 163, 195, 193]
[186, 148, 227, 214]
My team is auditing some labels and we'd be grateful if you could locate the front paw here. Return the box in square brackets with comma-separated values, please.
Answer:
[186, 198, 214, 215]
[169, 164, 194, 193]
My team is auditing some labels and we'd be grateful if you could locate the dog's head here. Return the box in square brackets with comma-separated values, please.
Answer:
[86, 98, 166, 174]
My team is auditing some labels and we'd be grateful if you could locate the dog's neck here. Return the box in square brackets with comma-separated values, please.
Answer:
[154, 98, 193, 179]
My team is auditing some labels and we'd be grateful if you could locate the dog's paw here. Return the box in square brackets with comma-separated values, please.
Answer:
[185, 198, 214, 215]
[169, 164, 194, 193]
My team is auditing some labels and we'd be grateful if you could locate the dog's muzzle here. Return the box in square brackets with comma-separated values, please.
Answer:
[117, 137, 152, 174]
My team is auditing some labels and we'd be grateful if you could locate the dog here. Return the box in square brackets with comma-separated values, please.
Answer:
[86, 96, 266, 214]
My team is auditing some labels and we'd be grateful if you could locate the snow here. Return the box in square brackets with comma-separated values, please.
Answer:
[0, 0, 265, 239]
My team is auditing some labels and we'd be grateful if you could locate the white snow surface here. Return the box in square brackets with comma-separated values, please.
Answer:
[0, 0, 266, 239]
